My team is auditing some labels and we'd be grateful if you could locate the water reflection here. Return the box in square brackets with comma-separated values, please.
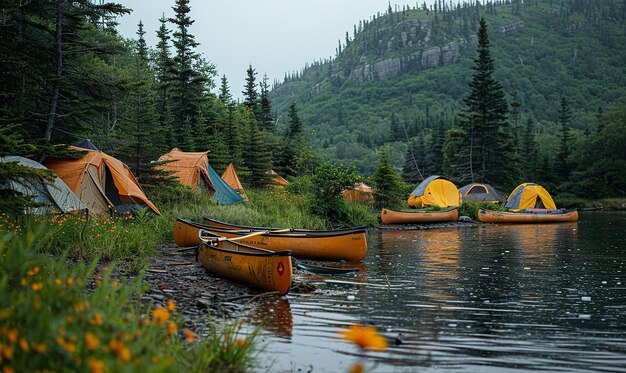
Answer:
[247, 297, 293, 339]
[250, 213, 626, 372]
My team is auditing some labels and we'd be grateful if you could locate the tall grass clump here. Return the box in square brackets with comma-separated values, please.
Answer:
[0, 227, 259, 372]
[458, 201, 506, 220]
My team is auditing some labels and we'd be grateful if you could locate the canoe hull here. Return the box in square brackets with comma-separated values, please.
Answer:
[199, 238, 292, 295]
[477, 209, 579, 223]
[202, 216, 367, 233]
[380, 208, 459, 225]
[175, 219, 367, 262]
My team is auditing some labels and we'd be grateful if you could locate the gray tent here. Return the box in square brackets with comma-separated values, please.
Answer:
[0, 156, 85, 214]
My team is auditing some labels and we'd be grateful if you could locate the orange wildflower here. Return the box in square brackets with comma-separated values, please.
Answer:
[166, 321, 177, 335]
[348, 362, 364, 373]
[31, 342, 47, 353]
[90, 313, 103, 326]
[88, 357, 105, 373]
[236, 338, 245, 347]
[84, 332, 99, 350]
[2, 344, 15, 360]
[167, 299, 176, 312]
[152, 307, 170, 325]
[27, 266, 40, 277]
[31, 282, 43, 291]
[338, 324, 388, 351]
[66, 277, 74, 286]
[19, 338, 29, 352]
[3, 366, 15, 373]
[6, 328, 18, 343]
[184, 329, 197, 342]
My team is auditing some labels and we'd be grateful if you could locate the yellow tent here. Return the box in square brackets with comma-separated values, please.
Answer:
[221, 163, 248, 202]
[504, 183, 557, 211]
[44, 146, 160, 215]
[407, 175, 461, 208]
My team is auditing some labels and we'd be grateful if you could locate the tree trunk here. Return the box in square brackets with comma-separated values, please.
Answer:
[44, 0, 63, 143]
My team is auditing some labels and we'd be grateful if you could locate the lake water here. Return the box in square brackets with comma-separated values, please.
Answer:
[248, 212, 626, 372]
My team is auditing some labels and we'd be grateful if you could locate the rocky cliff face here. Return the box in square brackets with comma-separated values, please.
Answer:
[349, 20, 524, 84]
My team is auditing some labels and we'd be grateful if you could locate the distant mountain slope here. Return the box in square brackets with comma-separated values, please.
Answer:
[270, 0, 626, 175]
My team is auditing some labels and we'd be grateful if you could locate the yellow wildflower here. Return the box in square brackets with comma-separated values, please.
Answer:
[167, 299, 176, 312]
[109, 340, 131, 363]
[31, 282, 43, 291]
[152, 307, 169, 325]
[55, 278, 62, 286]
[338, 324, 388, 351]
[66, 277, 73, 286]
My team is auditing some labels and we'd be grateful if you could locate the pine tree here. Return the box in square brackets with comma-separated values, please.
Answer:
[371, 150, 404, 208]
[242, 65, 259, 114]
[242, 120, 272, 188]
[218, 75, 233, 105]
[169, 0, 209, 150]
[154, 14, 175, 145]
[445, 18, 519, 189]
[521, 116, 538, 179]
[554, 96, 572, 181]
[402, 139, 421, 183]
[259, 74, 275, 132]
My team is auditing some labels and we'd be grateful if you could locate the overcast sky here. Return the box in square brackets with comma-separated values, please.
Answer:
[116, 1, 435, 100]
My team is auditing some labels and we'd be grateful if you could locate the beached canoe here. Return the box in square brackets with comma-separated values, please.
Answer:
[174, 218, 367, 262]
[477, 208, 579, 224]
[199, 231, 292, 295]
[380, 207, 459, 225]
[202, 216, 366, 232]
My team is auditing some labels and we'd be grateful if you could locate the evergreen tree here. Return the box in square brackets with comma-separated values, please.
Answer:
[169, 0, 210, 150]
[242, 65, 259, 115]
[444, 18, 519, 189]
[371, 150, 404, 208]
[242, 121, 272, 188]
[259, 74, 275, 132]
[218, 75, 233, 105]
[426, 121, 446, 175]
[286, 102, 303, 138]
[402, 139, 421, 183]
[521, 116, 538, 179]
[554, 96, 572, 181]
[154, 14, 175, 145]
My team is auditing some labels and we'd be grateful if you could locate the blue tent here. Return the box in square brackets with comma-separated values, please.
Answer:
[207, 163, 244, 205]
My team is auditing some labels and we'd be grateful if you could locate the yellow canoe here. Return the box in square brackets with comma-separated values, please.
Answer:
[199, 231, 292, 295]
[175, 218, 367, 262]
[477, 208, 579, 223]
[380, 207, 459, 225]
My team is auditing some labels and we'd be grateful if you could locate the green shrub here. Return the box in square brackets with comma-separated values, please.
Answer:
[458, 201, 506, 220]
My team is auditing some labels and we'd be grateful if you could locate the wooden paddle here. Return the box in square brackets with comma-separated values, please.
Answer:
[197, 228, 292, 244]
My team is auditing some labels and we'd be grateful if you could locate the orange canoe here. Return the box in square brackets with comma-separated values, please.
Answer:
[380, 207, 459, 225]
[175, 218, 367, 262]
[477, 208, 579, 223]
[199, 231, 292, 295]
[202, 216, 366, 233]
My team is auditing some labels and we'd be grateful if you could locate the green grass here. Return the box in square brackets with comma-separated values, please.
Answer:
[0, 228, 259, 373]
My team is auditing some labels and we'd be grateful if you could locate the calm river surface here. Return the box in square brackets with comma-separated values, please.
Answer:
[249, 212, 626, 372]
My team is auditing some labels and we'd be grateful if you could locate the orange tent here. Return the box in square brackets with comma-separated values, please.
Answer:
[221, 163, 248, 202]
[343, 182, 373, 202]
[269, 170, 289, 188]
[157, 148, 244, 205]
[45, 146, 160, 215]
[157, 148, 211, 192]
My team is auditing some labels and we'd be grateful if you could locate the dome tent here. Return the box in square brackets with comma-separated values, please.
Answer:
[407, 175, 461, 208]
[45, 147, 160, 215]
[504, 183, 557, 211]
[0, 156, 85, 214]
[459, 182, 506, 204]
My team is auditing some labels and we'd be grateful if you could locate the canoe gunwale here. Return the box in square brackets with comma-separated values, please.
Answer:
[477, 208, 579, 223]
[178, 218, 366, 238]
[202, 216, 368, 233]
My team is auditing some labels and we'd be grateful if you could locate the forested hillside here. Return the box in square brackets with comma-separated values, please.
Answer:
[270, 0, 626, 194]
